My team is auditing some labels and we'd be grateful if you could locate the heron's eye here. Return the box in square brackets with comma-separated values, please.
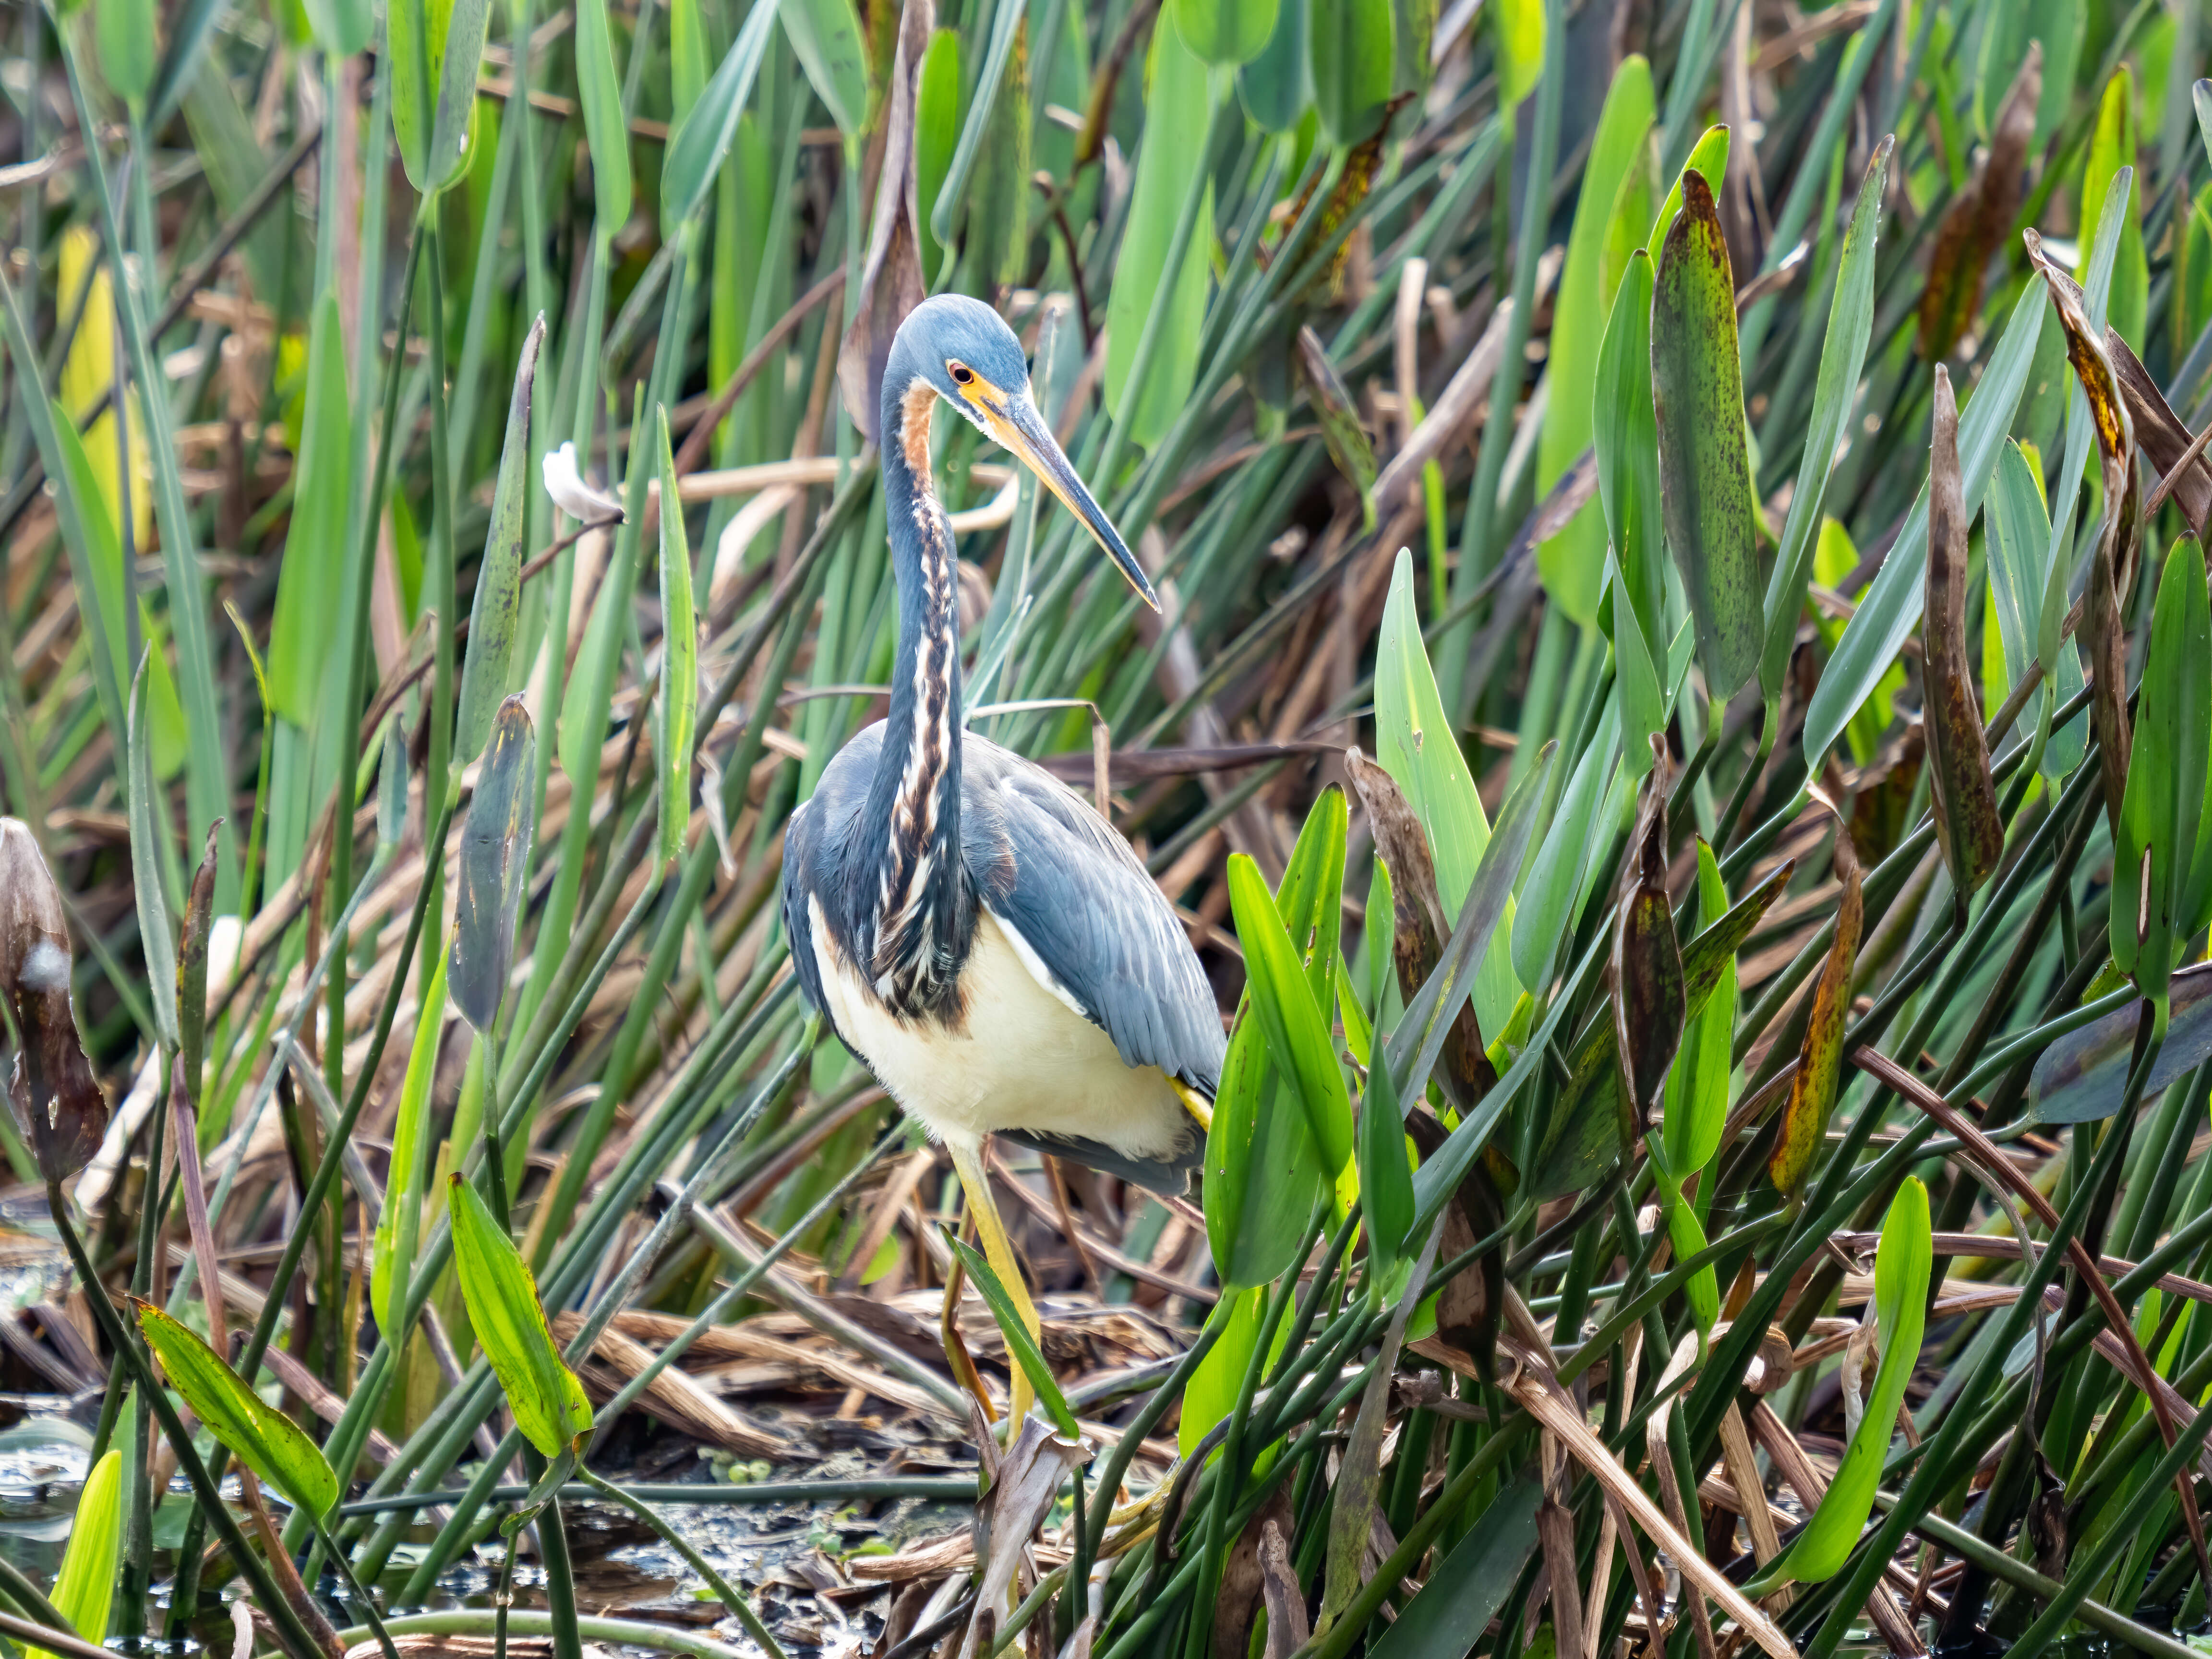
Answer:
[948, 362, 974, 385]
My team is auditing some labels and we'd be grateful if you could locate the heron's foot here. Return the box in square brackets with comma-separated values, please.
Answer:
[1170, 1078, 1213, 1132]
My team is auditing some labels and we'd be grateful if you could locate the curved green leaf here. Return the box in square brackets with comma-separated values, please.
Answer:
[655, 408, 697, 865]
[1237, 0, 1308, 130]
[661, 1, 779, 236]
[30, 1448, 121, 1659]
[780, 0, 871, 141]
[946, 1233, 1078, 1435]
[448, 1174, 594, 1457]
[574, 0, 633, 228]
[455, 314, 544, 769]
[1173, 0, 1278, 65]
[450, 699, 536, 1034]
[1309, 0, 1392, 146]
[1226, 854, 1353, 1180]
[138, 1302, 339, 1519]
[373, 952, 448, 1337]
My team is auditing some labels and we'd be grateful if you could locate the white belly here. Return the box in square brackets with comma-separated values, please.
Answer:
[808, 899, 1190, 1161]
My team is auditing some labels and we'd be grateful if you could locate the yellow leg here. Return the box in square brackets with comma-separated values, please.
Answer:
[950, 1138, 1040, 1426]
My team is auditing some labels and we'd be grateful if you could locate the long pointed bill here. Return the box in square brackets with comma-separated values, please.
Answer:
[986, 396, 1159, 611]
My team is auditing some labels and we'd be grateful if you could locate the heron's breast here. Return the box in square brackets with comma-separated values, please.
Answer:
[807, 900, 1186, 1159]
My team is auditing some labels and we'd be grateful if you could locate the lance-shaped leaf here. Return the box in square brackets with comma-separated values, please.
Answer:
[456, 315, 545, 769]
[1762, 137, 1890, 698]
[2110, 331, 2211, 541]
[1924, 365, 2004, 896]
[1310, 0, 1394, 146]
[1770, 828, 1863, 1198]
[1919, 48, 2038, 362]
[1985, 441, 2052, 696]
[137, 1302, 339, 1519]
[1370, 1481, 1543, 1659]
[450, 699, 537, 1034]
[661, 2, 779, 235]
[2029, 963, 2212, 1125]
[781, 0, 872, 145]
[2028, 228, 2141, 828]
[448, 1173, 593, 1456]
[1226, 854, 1353, 1180]
[127, 658, 179, 1049]
[374, 952, 447, 1336]
[2113, 542, 2209, 1007]
[655, 409, 698, 865]
[1205, 794, 1339, 1288]
[1651, 170, 1761, 697]
[1595, 251, 1664, 699]
[1346, 750, 1494, 1109]
[1660, 839, 1733, 1182]
[573, 0, 632, 229]
[946, 1234, 1079, 1435]
[0, 821, 108, 1183]
[1356, 1055, 1414, 1274]
[1537, 857, 1794, 1196]
[1779, 1176, 1931, 1581]
[1511, 707, 1619, 994]
[1296, 326, 1377, 529]
[28, 1447, 120, 1659]
[1648, 125, 1730, 250]
[1612, 739, 1684, 1139]
[1238, 0, 1307, 130]
[1174, 0, 1279, 64]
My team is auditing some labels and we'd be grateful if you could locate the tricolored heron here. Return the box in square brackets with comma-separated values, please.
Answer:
[783, 295, 1224, 1419]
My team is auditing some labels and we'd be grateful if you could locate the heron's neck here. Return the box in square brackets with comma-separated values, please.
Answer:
[863, 382, 972, 1013]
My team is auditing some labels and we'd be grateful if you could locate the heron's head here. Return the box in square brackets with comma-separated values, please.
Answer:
[891, 295, 1157, 610]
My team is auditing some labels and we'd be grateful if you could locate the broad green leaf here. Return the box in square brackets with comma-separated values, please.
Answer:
[946, 1234, 1078, 1435]
[1538, 56, 1654, 623]
[1760, 138, 1889, 698]
[127, 660, 179, 1050]
[1610, 553, 1665, 779]
[390, 0, 441, 187]
[1174, 0, 1278, 66]
[94, 0, 156, 107]
[138, 1303, 339, 1518]
[28, 1448, 120, 1659]
[1781, 1176, 1931, 1581]
[448, 1174, 594, 1456]
[1594, 252, 1663, 707]
[655, 408, 697, 864]
[450, 699, 536, 1034]
[1370, 1480, 1543, 1659]
[1983, 441, 2049, 695]
[661, 1, 778, 235]
[1492, 0, 1542, 108]
[268, 295, 354, 729]
[2081, 69, 2148, 350]
[1309, 0, 1392, 146]
[374, 953, 447, 1336]
[573, 0, 632, 228]
[1104, 24, 1215, 448]
[964, 16, 1033, 292]
[1770, 848, 1862, 1199]
[1660, 841, 1733, 1181]
[1226, 854, 1353, 1180]
[2113, 545, 2209, 1006]
[914, 30, 961, 280]
[1511, 706, 1618, 992]
[1647, 124, 1728, 251]
[781, 0, 871, 142]
[300, 0, 370, 58]
[56, 230, 149, 559]
[2028, 969, 2212, 1125]
[1237, 0, 1308, 130]
[456, 314, 545, 768]
[1801, 279, 2044, 771]
[1181, 1287, 1262, 1456]
[1650, 169, 1760, 697]
[1373, 550, 1515, 1033]
[1357, 1057, 1414, 1274]
[1206, 790, 1344, 1286]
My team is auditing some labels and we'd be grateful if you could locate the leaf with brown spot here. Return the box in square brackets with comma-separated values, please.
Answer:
[1919, 43, 2039, 361]
[2108, 329, 2211, 541]
[1770, 826, 1863, 1199]
[1345, 748, 1495, 1108]
[1651, 169, 1762, 697]
[2029, 227, 2141, 827]
[177, 822, 219, 1111]
[0, 821, 108, 1182]
[1924, 364, 2004, 896]
[1611, 738, 1685, 1140]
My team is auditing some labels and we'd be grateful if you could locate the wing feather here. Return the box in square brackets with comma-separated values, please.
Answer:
[961, 735, 1225, 1095]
